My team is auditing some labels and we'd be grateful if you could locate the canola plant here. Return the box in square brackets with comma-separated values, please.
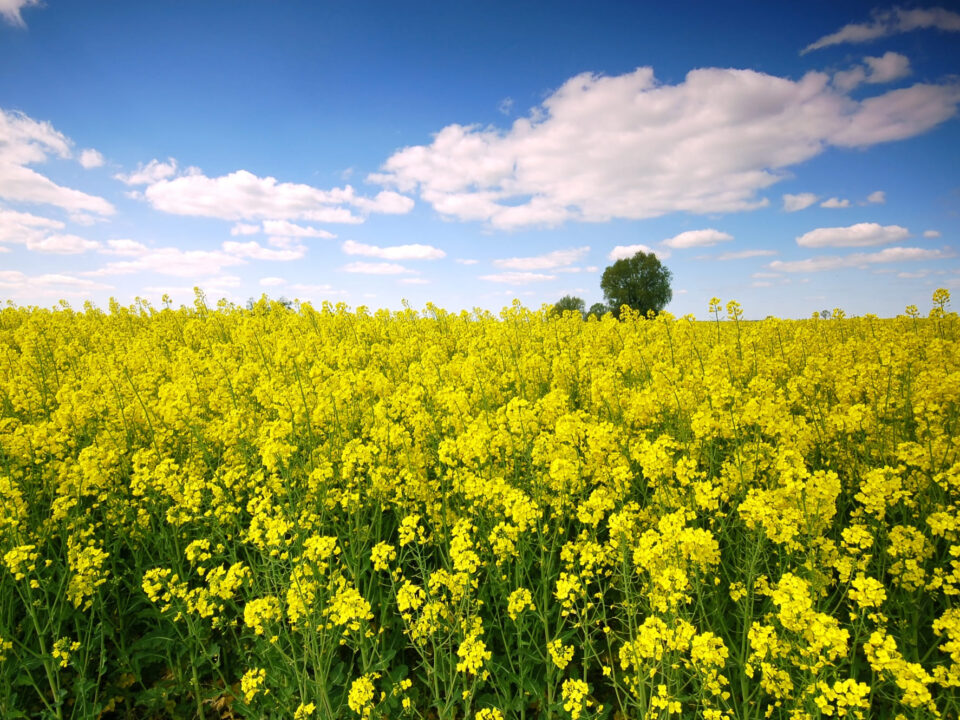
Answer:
[0, 290, 958, 720]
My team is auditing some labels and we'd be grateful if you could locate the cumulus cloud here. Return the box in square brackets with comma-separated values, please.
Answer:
[221, 240, 306, 261]
[479, 271, 557, 284]
[262, 220, 336, 238]
[0, 0, 40, 27]
[78, 149, 105, 169]
[0, 207, 63, 246]
[803, 7, 960, 53]
[866, 190, 886, 204]
[834, 52, 912, 91]
[140, 168, 413, 223]
[87, 247, 246, 278]
[0, 108, 114, 215]
[864, 52, 913, 84]
[493, 246, 588, 270]
[26, 234, 100, 254]
[342, 261, 416, 275]
[230, 223, 260, 236]
[607, 243, 669, 261]
[0, 270, 112, 297]
[796, 222, 910, 247]
[102, 239, 149, 256]
[371, 66, 960, 230]
[662, 229, 732, 249]
[770, 246, 948, 272]
[114, 158, 178, 185]
[716, 249, 778, 260]
[783, 193, 819, 212]
[342, 239, 445, 260]
[820, 197, 851, 208]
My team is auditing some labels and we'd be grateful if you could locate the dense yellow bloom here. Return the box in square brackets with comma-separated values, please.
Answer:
[1, 291, 958, 718]
[506, 587, 535, 620]
[244, 595, 282, 635]
[240, 667, 267, 703]
[347, 673, 380, 718]
[562, 678, 591, 719]
[549, 638, 575, 670]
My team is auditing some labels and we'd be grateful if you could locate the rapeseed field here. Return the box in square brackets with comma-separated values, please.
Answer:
[1, 290, 958, 719]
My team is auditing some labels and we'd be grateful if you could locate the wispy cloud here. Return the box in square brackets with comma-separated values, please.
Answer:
[716, 249, 777, 261]
[479, 271, 557, 284]
[803, 7, 960, 53]
[493, 246, 588, 270]
[342, 239, 445, 260]
[0, 0, 41, 27]
[783, 193, 818, 212]
[770, 246, 949, 272]
[796, 223, 910, 248]
[662, 229, 732, 249]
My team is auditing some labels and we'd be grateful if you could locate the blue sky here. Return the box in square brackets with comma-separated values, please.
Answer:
[1, 1, 959, 318]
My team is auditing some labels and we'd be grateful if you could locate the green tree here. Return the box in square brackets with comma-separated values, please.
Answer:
[587, 302, 609, 318]
[552, 295, 586, 317]
[600, 251, 672, 318]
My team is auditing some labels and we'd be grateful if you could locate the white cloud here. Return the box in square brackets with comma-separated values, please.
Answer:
[342, 261, 415, 275]
[350, 190, 415, 215]
[342, 239, 446, 260]
[372, 67, 960, 229]
[262, 219, 336, 238]
[923, 229, 941, 238]
[0, 0, 40, 27]
[820, 197, 851, 208]
[662, 229, 732, 249]
[833, 67, 867, 93]
[752, 271, 783, 278]
[796, 222, 910, 248]
[783, 193, 819, 212]
[898, 270, 929, 279]
[0, 207, 64, 246]
[455, 258, 479, 265]
[0, 270, 112, 297]
[833, 52, 912, 92]
[803, 7, 960, 53]
[479, 271, 557, 284]
[0, 108, 114, 215]
[608, 243, 670, 261]
[222, 240, 306, 261]
[498, 97, 514, 115]
[752, 281, 773, 288]
[102, 239, 148, 256]
[716, 249, 778, 260]
[399, 277, 430, 285]
[493, 246, 588, 270]
[866, 190, 886, 204]
[114, 158, 178, 185]
[140, 169, 413, 223]
[88, 247, 246, 278]
[26, 234, 100, 254]
[78, 149, 105, 169]
[260, 277, 286, 287]
[864, 52, 912, 84]
[230, 222, 261, 236]
[770, 246, 948, 272]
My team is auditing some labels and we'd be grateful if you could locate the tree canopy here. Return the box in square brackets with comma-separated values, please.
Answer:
[552, 295, 586, 317]
[600, 251, 672, 318]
